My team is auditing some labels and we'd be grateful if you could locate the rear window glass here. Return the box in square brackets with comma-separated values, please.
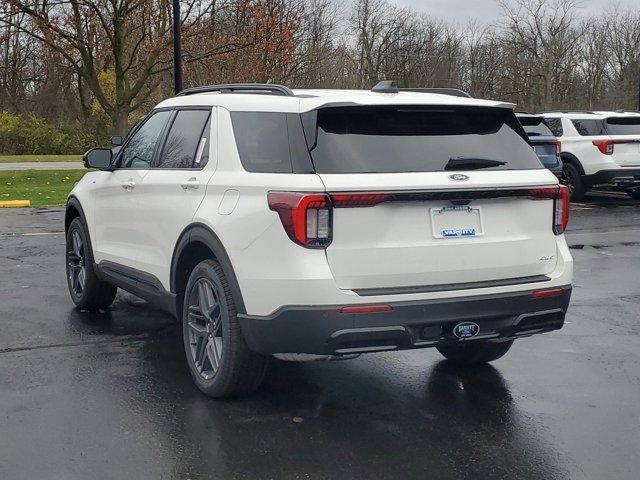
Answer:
[309, 106, 542, 173]
[544, 118, 564, 137]
[605, 117, 640, 135]
[518, 116, 554, 136]
[571, 119, 607, 136]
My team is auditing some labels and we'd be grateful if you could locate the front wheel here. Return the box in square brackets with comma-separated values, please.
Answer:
[437, 340, 514, 365]
[182, 259, 268, 398]
[66, 217, 117, 310]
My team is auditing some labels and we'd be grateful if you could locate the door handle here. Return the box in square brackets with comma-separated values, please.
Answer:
[181, 177, 200, 190]
[122, 179, 135, 191]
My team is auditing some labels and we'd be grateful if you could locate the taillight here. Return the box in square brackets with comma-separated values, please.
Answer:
[527, 185, 569, 235]
[554, 140, 562, 156]
[331, 193, 390, 207]
[592, 140, 614, 155]
[268, 192, 332, 248]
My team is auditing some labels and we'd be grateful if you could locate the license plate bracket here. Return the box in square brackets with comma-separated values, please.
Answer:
[430, 205, 484, 239]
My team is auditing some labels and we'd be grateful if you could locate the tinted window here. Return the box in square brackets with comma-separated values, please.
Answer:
[571, 119, 606, 136]
[156, 110, 211, 168]
[605, 117, 640, 135]
[517, 116, 554, 136]
[310, 106, 541, 173]
[231, 112, 292, 173]
[121, 110, 171, 168]
[544, 118, 564, 137]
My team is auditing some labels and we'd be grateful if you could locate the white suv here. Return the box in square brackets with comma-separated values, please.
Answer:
[542, 110, 640, 200]
[66, 82, 573, 398]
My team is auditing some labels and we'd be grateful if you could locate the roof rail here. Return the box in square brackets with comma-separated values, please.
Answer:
[177, 83, 294, 97]
[541, 110, 596, 114]
[400, 87, 472, 98]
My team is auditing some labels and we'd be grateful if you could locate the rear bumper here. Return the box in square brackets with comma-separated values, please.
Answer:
[584, 168, 640, 188]
[238, 286, 572, 355]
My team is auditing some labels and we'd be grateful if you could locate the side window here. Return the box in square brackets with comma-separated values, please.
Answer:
[543, 117, 564, 137]
[120, 110, 171, 168]
[231, 112, 292, 173]
[571, 119, 606, 136]
[155, 109, 211, 169]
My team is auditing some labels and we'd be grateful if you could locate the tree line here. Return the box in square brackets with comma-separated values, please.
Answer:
[1, 0, 639, 149]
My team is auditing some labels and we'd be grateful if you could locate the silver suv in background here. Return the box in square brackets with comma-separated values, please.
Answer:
[516, 113, 563, 178]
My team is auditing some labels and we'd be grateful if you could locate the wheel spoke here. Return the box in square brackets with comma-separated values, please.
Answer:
[194, 336, 209, 372]
[77, 267, 86, 290]
[197, 282, 211, 320]
[206, 338, 220, 372]
[72, 231, 83, 257]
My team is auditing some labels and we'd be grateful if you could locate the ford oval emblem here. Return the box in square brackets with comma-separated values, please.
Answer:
[453, 322, 480, 339]
[449, 174, 469, 181]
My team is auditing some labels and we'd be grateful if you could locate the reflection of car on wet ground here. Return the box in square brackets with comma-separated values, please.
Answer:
[65, 82, 573, 398]
[516, 112, 563, 178]
[541, 110, 640, 201]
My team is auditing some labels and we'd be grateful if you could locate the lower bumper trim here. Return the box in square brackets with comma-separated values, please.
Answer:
[238, 287, 572, 355]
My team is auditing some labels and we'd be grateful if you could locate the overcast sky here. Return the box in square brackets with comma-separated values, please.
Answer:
[392, 0, 637, 24]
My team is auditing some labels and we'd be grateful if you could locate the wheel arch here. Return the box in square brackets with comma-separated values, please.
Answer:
[559, 152, 585, 176]
[65, 196, 97, 263]
[170, 223, 246, 316]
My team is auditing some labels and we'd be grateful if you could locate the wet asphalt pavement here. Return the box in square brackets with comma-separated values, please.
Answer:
[1, 193, 639, 480]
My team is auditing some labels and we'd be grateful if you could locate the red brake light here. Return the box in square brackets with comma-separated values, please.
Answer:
[592, 140, 614, 155]
[268, 192, 332, 248]
[526, 185, 569, 235]
[331, 193, 390, 207]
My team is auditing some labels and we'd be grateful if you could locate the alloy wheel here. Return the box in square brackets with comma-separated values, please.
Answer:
[561, 166, 575, 196]
[67, 229, 86, 296]
[187, 278, 224, 380]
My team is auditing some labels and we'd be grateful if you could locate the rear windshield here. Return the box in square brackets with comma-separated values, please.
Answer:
[309, 106, 541, 173]
[605, 116, 640, 135]
[517, 116, 554, 136]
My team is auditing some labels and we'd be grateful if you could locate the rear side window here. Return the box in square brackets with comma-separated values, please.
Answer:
[231, 112, 314, 173]
[518, 116, 554, 136]
[309, 106, 541, 173]
[605, 117, 640, 135]
[544, 118, 564, 137]
[571, 119, 606, 136]
[155, 109, 211, 168]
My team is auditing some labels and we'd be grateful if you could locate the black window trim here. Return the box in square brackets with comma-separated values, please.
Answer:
[153, 106, 214, 171]
[114, 105, 215, 171]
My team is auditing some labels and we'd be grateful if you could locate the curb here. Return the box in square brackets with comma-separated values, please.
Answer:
[0, 200, 31, 208]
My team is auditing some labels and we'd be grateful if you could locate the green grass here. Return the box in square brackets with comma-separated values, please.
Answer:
[0, 154, 82, 163]
[0, 170, 87, 206]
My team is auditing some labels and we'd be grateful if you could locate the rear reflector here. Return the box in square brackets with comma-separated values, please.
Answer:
[268, 192, 332, 248]
[530, 288, 565, 299]
[340, 304, 393, 314]
[554, 140, 562, 156]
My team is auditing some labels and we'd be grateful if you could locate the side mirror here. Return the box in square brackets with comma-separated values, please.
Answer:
[83, 148, 113, 170]
[109, 135, 123, 146]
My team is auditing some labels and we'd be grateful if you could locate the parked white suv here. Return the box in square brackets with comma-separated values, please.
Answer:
[66, 82, 573, 398]
[542, 110, 640, 200]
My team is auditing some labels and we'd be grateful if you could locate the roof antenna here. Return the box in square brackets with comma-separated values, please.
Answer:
[372, 80, 399, 94]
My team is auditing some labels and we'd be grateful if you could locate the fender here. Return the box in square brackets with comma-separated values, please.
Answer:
[170, 223, 247, 314]
[559, 152, 585, 175]
[65, 196, 97, 268]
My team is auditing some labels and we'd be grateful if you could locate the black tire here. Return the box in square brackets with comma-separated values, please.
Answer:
[561, 161, 586, 201]
[437, 340, 514, 365]
[182, 259, 267, 398]
[66, 217, 117, 310]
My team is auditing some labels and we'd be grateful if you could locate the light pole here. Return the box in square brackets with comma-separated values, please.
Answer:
[172, 0, 183, 94]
